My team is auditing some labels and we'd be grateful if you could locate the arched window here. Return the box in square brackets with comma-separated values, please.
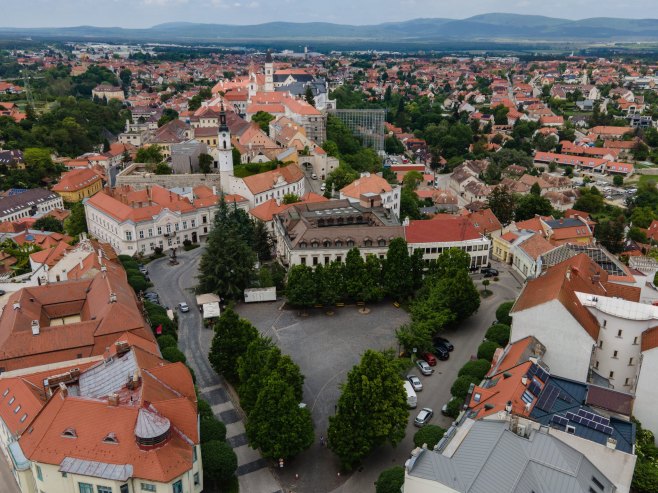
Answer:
[299, 242, 307, 248]
[347, 240, 355, 247]
[378, 239, 386, 247]
[335, 240, 342, 247]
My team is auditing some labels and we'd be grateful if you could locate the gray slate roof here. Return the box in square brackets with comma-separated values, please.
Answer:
[408, 420, 615, 493]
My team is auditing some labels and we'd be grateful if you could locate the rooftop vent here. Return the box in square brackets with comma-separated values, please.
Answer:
[12, 302, 20, 311]
[108, 393, 120, 406]
[135, 408, 171, 449]
[31, 320, 40, 336]
[109, 292, 117, 304]
[114, 340, 130, 356]
[61, 427, 77, 438]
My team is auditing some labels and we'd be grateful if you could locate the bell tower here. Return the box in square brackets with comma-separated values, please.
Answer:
[264, 50, 274, 92]
[217, 103, 233, 180]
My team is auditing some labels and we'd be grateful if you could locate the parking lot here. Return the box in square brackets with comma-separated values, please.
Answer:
[235, 262, 522, 493]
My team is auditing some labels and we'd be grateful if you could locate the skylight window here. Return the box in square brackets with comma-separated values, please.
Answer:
[62, 428, 77, 438]
[19, 414, 27, 423]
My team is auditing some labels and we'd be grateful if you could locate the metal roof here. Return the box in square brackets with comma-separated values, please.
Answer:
[79, 350, 137, 399]
[407, 420, 615, 493]
[59, 457, 133, 481]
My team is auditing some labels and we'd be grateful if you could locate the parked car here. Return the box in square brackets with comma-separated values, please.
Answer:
[0, 289, 5, 296]
[407, 374, 423, 392]
[414, 407, 434, 427]
[432, 344, 450, 360]
[419, 352, 437, 366]
[481, 267, 499, 277]
[178, 302, 190, 313]
[416, 360, 434, 376]
[144, 292, 159, 303]
[434, 336, 454, 351]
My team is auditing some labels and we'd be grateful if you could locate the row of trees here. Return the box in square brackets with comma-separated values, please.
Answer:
[208, 309, 314, 460]
[397, 248, 480, 353]
[487, 182, 555, 226]
[197, 198, 272, 299]
[285, 239, 424, 308]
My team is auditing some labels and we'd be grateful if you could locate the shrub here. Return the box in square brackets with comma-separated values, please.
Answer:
[201, 440, 238, 485]
[161, 346, 186, 364]
[450, 374, 480, 400]
[495, 301, 514, 325]
[445, 397, 463, 419]
[198, 399, 214, 420]
[485, 323, 511, 346]
[157, 335, 178, 350]
[457, 359, 492, 381]
[413, 425, 446, 449]
[201, 418, 227, 444]
[477, 340, 501, 362]
[127, 274, 151, 293]
[375, 466, 405, 493]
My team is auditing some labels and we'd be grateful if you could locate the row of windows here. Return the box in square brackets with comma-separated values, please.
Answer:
[255, 183, 303, 205]
[300, 253, 385, 266]
[417, 243, 489, 255]
[299, 239, 385, 249]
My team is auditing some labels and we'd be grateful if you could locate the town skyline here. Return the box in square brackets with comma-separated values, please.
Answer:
[4, 1, 658, 28]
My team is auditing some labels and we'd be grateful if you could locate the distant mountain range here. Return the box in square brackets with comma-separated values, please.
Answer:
[3, 14, 658, 44]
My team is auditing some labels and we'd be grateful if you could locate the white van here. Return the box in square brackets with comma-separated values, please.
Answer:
[403, 380, 417, 409]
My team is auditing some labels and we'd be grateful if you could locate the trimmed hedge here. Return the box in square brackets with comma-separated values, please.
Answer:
[477, 340, 501, 362]
[457, 359, 492, 381]
[485, 323, 511, 346]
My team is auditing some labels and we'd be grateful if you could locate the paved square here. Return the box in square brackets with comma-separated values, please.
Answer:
[236, 303, 410, 434]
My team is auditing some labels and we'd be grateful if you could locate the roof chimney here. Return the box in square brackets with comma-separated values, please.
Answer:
[59, 382, 68, 398]
[505, 401, 513, 413]
[31, 320, 40, 335]
[108, 393, 120, 406]
[12, 301, 20, 311]
[115, 340, 130, 356]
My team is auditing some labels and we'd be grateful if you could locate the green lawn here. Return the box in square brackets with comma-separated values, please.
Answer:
[639, 175, 658, 186]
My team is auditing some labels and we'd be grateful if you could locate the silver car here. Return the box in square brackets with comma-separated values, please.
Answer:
[407, 374, 423, 392]
[414, 407, 434, 427]
[416, 359, 434, 376]
[178, 302, 190, 313]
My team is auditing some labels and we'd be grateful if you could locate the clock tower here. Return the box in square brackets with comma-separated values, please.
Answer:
[217, 103, 234, 181]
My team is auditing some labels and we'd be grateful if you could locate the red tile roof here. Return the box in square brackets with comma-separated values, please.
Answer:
[405, 215, 481, 243]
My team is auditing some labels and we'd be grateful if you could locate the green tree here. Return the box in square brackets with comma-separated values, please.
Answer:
[245, 373, 314, 459]
[252, 111, 275, 133]
[208, 308, 259, 383]
[485, 324, 511, 346]
[487, 186, 516, 226]
[450, 374, 480, 400]
[400, 187, 421, 220]
[427, 247, 471, 278]
[631, 206, 656, 229]
[375, 466, 405, 493]
[158, 108, 179, 127]
[496, 301, 514, 325]
[154, 162, 172, 175]
[402, 170, 423, 191]
[477, 341, 501, 362]
[384, 136, 405, 155]
[135, 145, 164, 164]
[201, 440, 238, 488]
[344, 248, 366, 301]
[515, 193, 553, 221]
[382, 238, 414, 301]
[413, 425, 446, 448]
[613, 174, 624, 187]
[595, 216, 625, 254]
[286, 264, 317, 308]
[198, 152, 213, 174]
[161, 346, 186, 363]
[324, 164, 359, 197]
[328, 350, 408, 470]
[200, 418, 227, 443]
[157, 335, 178, 351]
[283, 193, 301, 204]
[574, 186, 605, 213]
[197, 200, 257, 298]
[304, 85, 315, 107]
[458, 359, 492, 381]
[33, 216, 63, 233]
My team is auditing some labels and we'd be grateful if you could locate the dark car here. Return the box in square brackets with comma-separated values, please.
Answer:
[434, 336, 454, 352]
[432, 344, 450, 360]
[481, 267, 499, 277]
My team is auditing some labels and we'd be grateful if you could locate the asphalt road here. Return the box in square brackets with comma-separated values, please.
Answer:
[148, 247, 522, 493]
[147, 247, 283, 493]
[328, 260, 523, 493]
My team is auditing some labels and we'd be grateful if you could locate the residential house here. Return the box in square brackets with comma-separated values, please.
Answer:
[91, 84, 125, 102]
[52, 168, 104, 203]
[340, 173, 401, 219]
[0, 189, 64, 223]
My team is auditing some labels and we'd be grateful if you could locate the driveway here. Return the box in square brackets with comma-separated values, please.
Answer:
[147, 248, 283, 493]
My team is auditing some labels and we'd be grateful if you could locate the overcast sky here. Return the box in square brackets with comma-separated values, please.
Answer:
[4, 0, 658, 28]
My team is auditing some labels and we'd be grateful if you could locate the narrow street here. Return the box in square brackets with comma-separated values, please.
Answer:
[147, 247, 283, 493]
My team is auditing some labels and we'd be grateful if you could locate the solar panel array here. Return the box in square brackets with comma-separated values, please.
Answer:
[535, 384, 560, 411]
[551, 414, 569, 427]
[565, 409, 613, 435]
[528, 380, 542, 397]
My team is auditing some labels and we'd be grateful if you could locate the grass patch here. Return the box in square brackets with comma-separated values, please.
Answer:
[639, 175, 658, 186]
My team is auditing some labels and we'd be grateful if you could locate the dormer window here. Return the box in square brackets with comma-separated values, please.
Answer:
[62, 428, 77, 438]
[103, 432, 119, 444]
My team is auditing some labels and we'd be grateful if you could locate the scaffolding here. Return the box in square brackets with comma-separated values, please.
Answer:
[329, 109, 386, 152]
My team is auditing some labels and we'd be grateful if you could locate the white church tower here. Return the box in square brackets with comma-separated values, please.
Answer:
[217, 103, 234, 184]
[264, 50, 274, 92]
